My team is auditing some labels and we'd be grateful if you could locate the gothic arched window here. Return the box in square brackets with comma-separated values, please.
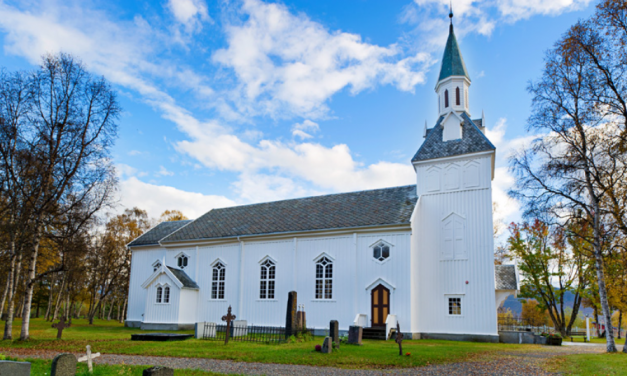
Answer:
[156, 286, 163, 303]
[163, 286, 170, 304]
[444, 90, 449, 108]
[211, 262, 226, 299]
[259, 259, 276, 299]
[315, 257, 333, 300]
[456, 87, 461, 106]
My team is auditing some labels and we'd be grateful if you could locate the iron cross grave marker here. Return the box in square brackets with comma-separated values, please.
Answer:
[52, 316, 70, 339]
[221, 306, 236, 345]
[395, 322, 404, 356]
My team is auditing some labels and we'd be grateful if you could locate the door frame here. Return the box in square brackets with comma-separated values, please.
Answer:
[370, 284, 391, 327]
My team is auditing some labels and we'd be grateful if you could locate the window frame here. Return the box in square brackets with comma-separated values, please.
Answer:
[446, 295, 463, 316]
[370, 240, 393, 264]
[156, 286, 163, 304]
[259, 258, 276, 300]
[177, 254, 189, 269]
[211, 261, 226, 300]
[163, 285, 170, 304]
[314, 256, 333, 300]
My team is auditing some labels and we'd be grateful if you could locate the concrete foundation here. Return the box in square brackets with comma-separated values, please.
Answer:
[125, 320, 142, 328]
[140, 322, 195, 331]
[499, 331, 543, 344]
[420, 332, 499, 343]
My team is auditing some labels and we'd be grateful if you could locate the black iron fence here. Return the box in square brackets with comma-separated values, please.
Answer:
[201, 323, 314, 343]
[498, 316, 553, 334]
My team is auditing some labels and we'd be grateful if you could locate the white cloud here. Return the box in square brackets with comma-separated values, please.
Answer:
[167, 0, 210, 32]
[157, 166, 175, 176]
[128, 150, 143, 156]
[213, 0, 431, 118]
[116, 163, 138, 178]
[118, 177, 235, 219]
[292, 119, 319, 139]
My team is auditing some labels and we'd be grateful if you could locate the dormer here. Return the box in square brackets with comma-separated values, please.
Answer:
[441, 111, 464, 142]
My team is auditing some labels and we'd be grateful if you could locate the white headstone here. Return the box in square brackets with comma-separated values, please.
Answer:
[77, 345, 100, 373]
[233, 320, 248, 337]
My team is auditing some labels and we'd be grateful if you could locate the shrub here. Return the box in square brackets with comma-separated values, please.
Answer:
[315, 344, 321, 352]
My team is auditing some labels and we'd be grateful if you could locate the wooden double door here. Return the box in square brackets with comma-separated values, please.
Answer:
[371, 284, 390, 327]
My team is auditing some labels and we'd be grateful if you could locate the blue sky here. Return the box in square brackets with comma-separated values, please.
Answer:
[0, 0, 595, 226]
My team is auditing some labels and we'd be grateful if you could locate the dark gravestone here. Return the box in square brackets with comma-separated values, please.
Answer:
[285, 291, 297, 337]
[0, 360, 31, 376]
[321, 336, 332, 354]
[221, 305, 236, 345]
[296, 309, 306, 330]
[329, 320, 339, 347]
[143, 366, 174, 376]
[348, 326, 362, 345]
[51, 353, 77, 376]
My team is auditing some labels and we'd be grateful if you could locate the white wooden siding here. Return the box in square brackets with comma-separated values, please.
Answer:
[127, 247, 165, 321]
[143, 273, 180, 324]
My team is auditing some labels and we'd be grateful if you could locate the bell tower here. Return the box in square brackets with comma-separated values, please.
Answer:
[435, 9, 471, 118]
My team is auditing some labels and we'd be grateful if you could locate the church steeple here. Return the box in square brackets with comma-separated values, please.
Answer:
[438, 10, 470, 82]
[435, 8, 471, 117]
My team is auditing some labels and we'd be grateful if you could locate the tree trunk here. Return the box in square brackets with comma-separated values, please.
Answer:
[20, 234, 42, 341]
[3, 245, 19, 340]
[594, 308, 601, 337]
[592, 232, 617, 352]
[0, 270, 10, 317]
[44, 273, 56, 321]
[75, 301, 83, 319]
[52, 274, 67, 321]
[119, 298, 127, 324]
[618, 311, 622, 340]
[107, 299, 115, 321]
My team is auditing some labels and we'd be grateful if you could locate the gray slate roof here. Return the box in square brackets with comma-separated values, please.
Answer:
[128, 220, 192, 247]
[161, 185, 418, 243]
[439, 24, 470, 81]
[167, 266, 199, 289]
[412, 112, 495, 162]
[495, 265, 518, 290]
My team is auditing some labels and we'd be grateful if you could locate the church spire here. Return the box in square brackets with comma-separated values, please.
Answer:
[438, 7, 470, 82]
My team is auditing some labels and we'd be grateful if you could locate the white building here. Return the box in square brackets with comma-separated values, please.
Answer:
[125, 15, 518, 342]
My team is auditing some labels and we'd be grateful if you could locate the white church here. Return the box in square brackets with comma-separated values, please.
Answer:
[125, 14, 518, 342]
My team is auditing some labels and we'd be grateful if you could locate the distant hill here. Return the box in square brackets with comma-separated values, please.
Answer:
[502, 290, 594, 317]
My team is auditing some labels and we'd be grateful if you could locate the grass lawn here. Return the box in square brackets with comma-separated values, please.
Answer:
[587, 337, 626, 345]
[546, 353, 627, 375]
[0, 318, 532, 370]
[0, 354, 231, 376]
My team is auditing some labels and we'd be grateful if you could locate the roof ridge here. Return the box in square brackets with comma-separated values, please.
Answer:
[204, 184, 417, 213]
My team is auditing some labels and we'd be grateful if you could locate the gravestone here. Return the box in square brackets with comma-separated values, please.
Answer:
[296, 304, 306, 330]
[329, 320, 339, 348]
[285, 291, 297, 337]
[143, 366, 174, 376]
[194, 322, 206, 339]
[0, 360, 31, 376]
[348, 326, 362, 345]
[321, 336, 332, 354]
[51, 353, 77, 376]
[232, 320, 248, 337]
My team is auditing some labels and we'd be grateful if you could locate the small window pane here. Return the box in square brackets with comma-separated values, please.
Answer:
[373, 246, 381, 259]
[382, 246, 390, 258]
[268, 281, 275, 299]
[449, 298, 461, 315]
[156, 287, 162, 303]
[260, 281, 266, 299]
[164, 287, 170, 303]
[325, 264, 333, 279]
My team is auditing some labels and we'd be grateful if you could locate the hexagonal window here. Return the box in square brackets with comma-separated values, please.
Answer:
[177, 255, 188, 269]
[373, 242, 390, 262]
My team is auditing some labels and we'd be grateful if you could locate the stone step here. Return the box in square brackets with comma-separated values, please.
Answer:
[362, 327, 387, 340]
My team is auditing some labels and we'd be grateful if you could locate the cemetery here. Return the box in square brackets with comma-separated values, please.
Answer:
[0, 290, 624, 376]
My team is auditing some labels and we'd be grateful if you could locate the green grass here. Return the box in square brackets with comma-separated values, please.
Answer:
[547, 353, 627, 375]
[0, 318, 534, 370]
[6, 356, 231, 376]
[587, 337, 626, 345]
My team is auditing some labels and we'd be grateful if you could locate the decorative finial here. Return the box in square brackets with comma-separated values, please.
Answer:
[449, 0, 453, 23]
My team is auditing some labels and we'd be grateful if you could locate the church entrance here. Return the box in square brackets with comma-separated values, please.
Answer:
[371, 284, 390, 327]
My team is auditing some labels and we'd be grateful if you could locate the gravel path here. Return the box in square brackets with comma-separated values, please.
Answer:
[0, 345, 605, 376]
